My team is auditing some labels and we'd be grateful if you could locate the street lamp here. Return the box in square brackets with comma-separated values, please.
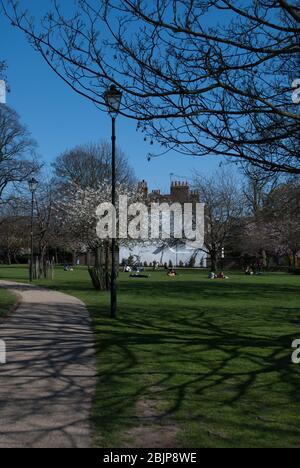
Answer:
[28, 177, 38, 282]
[104, 85, 123, 319]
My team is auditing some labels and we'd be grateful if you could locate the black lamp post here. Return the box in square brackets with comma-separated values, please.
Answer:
[28, 177, 38, 282]
[104, 85, 123, 319]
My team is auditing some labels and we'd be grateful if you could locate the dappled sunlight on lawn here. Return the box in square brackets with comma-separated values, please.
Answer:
[1, 265, 300, 447]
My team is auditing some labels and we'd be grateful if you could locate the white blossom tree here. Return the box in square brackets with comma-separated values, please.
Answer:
[56, 180, 141, 289]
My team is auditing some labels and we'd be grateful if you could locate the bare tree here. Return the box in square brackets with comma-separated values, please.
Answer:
[53, 141, 136, 190]
[0, 199, 28, 264]
[2, 0, 300, 173]
[237, 167, 281, 267]
[263, 180, 300, 267]
[34, 183, 54, 278]
[238, 175, 300, 268]
[241, 167, 282, 219]
[0, 105, 38, 201]
[194, 170, 244, 271]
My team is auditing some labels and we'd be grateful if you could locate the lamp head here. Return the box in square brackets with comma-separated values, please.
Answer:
[104, 85, 123, 118]
[28, 177, 38, 193]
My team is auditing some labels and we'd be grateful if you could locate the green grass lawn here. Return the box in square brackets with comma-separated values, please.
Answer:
[0, 265, 300, 448]
[0, 287, 17, 319]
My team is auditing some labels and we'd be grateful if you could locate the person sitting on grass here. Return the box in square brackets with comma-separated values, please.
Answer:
[245, 266, 254, 276]
[209, 271, 216, 279]
[167, 269, 178, 277]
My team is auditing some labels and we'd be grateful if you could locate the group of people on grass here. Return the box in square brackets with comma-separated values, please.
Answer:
[167, 269, 178, 277]
[123, 262, 179, 278]
[208, 271, 228, 280]
[244, 264, 263, 276]
[123, 259, 264, 281]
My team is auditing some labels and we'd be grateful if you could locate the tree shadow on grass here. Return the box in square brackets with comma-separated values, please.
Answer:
[89, 280, 300, 447]
[7, 273, 298, 446]
[121, 278, 300, 302]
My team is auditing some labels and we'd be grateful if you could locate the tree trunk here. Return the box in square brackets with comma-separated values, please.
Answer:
[210, 251, 218, 272]
[94, 245, 100, 268]
[38, 245, 47, 279]
[72, 250, 77, 266]
[262, 250, 267, 268]
[6, 249, 11, 265]
[88, 244, 110, 291]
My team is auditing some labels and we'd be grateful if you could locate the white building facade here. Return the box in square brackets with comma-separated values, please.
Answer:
[120, 242, 206, 267]
[119, 180, 207, 267]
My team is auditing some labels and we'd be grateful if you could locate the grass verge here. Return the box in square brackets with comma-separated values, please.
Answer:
[0, 287, 18, 319]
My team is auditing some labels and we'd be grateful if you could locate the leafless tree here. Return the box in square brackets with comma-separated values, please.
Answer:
[194, 169, 244, 271]
[34, 182, 54, 277]
[241, 167, 282, 219]
[0, 199, 28, 264]
[263, 179, 300, 267]
[239, 175, 300, 267]
[53, 141, 135, 190]
[236, 166, 282, 266]
[0, 105, 38, 201]
[2, 0, 299, 173]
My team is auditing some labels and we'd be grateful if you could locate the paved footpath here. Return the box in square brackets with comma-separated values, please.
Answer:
[0, 281, 96, 448]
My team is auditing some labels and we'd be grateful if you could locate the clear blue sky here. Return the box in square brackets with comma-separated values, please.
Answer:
[0, 2, 222, 194]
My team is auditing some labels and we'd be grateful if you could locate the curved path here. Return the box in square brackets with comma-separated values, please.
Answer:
[0, 281, 96, 448]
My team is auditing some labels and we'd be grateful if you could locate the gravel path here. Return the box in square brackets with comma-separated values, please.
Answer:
[0, 281, 96, 448]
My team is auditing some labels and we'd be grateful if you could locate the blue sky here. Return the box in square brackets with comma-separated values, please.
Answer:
[0, 2, 222, 194]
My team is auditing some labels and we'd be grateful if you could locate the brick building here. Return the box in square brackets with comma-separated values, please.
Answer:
[137, 179, 200, 204]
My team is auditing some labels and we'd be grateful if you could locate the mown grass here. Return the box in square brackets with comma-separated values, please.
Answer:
[0, 265, 300, 447]
[0, 287, 17, 319]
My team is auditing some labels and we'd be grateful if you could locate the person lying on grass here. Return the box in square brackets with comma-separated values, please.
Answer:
[209, 271, 228, 280]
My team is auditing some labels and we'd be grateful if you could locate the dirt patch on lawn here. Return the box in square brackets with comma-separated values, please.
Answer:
[120, 399, 181, 448]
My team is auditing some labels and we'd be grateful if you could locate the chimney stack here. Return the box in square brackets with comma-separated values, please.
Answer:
[170, 180, 189, 203]
[138, 179, 148, 197]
